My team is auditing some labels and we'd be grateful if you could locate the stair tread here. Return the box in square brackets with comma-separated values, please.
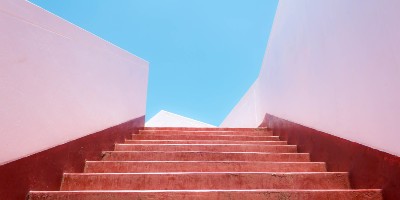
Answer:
[124, 139, 287, 144]
[61, 172, 351, 190]
[87, 161, 321, 163]
[65, 172, 347, 175]
[143, 127, 270, 131]
[28, 189, 383, 200]
[114, 144, 297, 153]
[139, 130, 274, 136]
[131, 134, 281, 141]
[31, 189, 382, 192]
[85, 161, 327, 172]
[101, 151, 311, 162]
[118, 144, 294, 146]
[133, 132, 279, 138]
[104, 150, 305, 154]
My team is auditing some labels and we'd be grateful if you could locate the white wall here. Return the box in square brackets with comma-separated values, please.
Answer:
[0, 0, 148, 164]
[220, 81, 262, 128]
[221, 0, 400, 156]
[146, 110, 216, 128]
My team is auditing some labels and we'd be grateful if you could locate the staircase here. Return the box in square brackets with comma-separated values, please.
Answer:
[28, 127, 382, 199]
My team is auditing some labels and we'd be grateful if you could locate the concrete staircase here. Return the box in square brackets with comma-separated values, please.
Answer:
[28, 127, 382, 199]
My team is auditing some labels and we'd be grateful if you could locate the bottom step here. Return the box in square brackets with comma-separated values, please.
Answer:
[28, 190, 382, 200]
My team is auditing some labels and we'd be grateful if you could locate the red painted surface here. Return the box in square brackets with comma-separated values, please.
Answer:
[140, 130, 273, 136]
[132, 134, 280, 141]
[124, 139, 287, 145]
[144, 127, 269, 131]
[260, 113, 400, 200]
[84, 161, 327, 173]
[28, 190, 383, 200]
[26, 127, 382, 199]
[114, 144, 297, 152]
[102, 151, 311, 162]
[0, 116, 144, 200]
[60, 172, 350, 190]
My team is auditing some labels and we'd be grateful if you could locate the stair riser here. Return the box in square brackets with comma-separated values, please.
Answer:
[124, 140, 288, 145]
[131, 135, 280, 141]
[61, 173, 350, 190]
[85, 162, 326, 173]
[102, 152, 310, 162]
[139, 130, 273, 136]
[114, 144, 297, 153]
[144, 127, 270, 131]
[28, 190, 383, 200]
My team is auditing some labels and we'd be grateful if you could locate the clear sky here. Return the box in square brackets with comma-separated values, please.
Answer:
[30, 0, 278, 126]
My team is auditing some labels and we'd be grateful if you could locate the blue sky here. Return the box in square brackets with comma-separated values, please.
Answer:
[30, 0, 278, 126]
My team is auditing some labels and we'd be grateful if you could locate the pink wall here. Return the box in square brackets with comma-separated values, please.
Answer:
[146, 110, 216, 127]
[0, 0, 148, 165]
[222, 0, 400, 156]
[220, 81, 261, 127]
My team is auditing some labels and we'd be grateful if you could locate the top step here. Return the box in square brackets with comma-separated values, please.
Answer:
[144, 127, 269, 131]
[139, 130, 273, 136]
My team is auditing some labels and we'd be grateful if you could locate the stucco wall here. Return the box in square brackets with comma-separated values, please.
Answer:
[0, 0, 148, 164]
[220, 81, 261, 128]
[221, 0, 400, 156]
[146, 110, 216, 127]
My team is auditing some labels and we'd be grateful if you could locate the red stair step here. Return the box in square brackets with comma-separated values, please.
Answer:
[124, 139, 287, 145]
[101, 151, 310, 162]
[28, 189, 383, 200]
[60, 172, 350, 190]
[144, 127, 270, 131]
[26, 126, 383, 199]
[84, 161, 327, 173]
[114, 144, 297, 153]
[139, 130, 273, 136]
[131, 134, 280, 141]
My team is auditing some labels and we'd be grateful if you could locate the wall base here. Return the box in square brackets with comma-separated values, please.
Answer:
[260, 113, 400, 200]
[0, 116, 144, 200]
